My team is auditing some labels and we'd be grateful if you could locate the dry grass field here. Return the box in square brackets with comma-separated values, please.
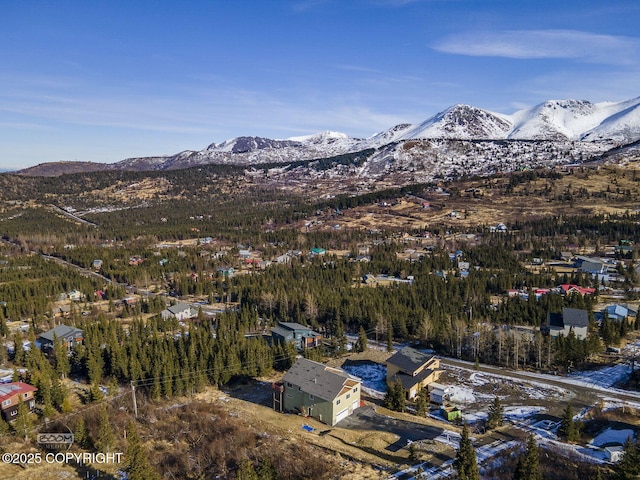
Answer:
[304, 166, 640, 232]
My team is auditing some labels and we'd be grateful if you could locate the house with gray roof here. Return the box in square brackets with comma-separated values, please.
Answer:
[282, 358, 361, 425]
[161, 302, 196, 321]
[37, 325, 84, 353]
[543, 307, 589, 340]
[386, 346, 442, 400]
[271, 322, 322, 350]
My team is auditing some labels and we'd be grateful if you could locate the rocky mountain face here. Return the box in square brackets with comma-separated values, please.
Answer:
[16, 97, 640, 178]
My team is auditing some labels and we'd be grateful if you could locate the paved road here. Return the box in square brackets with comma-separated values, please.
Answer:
[441, 357, 640, 415]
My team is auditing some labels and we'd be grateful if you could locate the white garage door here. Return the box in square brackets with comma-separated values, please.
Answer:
[335, 408, 349, 423]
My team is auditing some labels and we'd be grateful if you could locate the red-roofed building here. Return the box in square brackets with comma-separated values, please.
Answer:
[559, 284, 596, 296]
[0, 382, 37, 421]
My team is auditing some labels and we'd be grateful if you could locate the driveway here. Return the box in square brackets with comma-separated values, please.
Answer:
[336, 405, 447, 452]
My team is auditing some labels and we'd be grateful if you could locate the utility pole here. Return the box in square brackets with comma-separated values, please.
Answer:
[131, 381, 138, 419]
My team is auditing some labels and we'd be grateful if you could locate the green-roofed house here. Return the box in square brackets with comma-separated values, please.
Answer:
[282, 357, 361, 426]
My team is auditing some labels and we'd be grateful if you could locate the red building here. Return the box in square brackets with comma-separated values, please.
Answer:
[0, 382, 37, 421]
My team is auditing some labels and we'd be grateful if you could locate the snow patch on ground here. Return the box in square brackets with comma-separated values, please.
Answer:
[591, 428, 635, 447]
[341, 362, 387, 394]
[568, 363, 632, 389]
[504, 406, 547, 420]
[447, 385, 476, 403]
[468, 372, 490, 386]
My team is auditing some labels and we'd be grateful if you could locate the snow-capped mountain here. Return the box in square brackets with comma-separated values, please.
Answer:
[391, 97, 640, 143]
[401, 104, 512, 140]
[581, 98, 640, 142]
[16, 96, 640, 176]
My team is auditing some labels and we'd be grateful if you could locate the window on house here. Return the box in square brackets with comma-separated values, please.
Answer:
[11, 410, 17, 416]
[346, 394, 350, 399]
[309, 394, 314, 400]
[353, 387, 358, 392]
[1, 400, 10, 407]
[23, 393, 29, 398]
[286, 382, 293, 388]
[336, 399, 341, 405]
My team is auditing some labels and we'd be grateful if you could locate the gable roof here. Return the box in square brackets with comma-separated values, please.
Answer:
[562, 307, 589, 328]
[279, 322, 311, 331]
[0, 382, 37, 403]
[283, 358, 360, 402]
[168, 302, 191, 314]
[559, 284, 596, 295]
[390, 367, 437, 391]
[39, 325, 84, 343]
[387, 347, 434, 374]
[605, 304, 629, 318]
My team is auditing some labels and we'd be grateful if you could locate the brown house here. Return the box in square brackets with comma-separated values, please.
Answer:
[386, 347, 442, 400]
[0, 382, 37, 421]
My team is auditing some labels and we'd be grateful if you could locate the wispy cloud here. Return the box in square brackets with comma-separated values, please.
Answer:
[0, 121, 52, 130]
[291, 0, 330, 12]
[433, 30, 640, 65]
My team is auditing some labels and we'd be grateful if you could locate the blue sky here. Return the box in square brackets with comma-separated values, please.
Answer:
[1, 0, 639, 170]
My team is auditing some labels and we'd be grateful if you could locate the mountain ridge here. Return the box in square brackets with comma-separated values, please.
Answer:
[14, 96, 640, 177]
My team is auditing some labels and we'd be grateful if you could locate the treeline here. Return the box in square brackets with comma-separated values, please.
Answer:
[10, 310, 297, 400]
[0, 254, 103, 319]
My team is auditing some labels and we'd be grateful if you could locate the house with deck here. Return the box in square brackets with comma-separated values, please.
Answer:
[37, 325, 84, 353]
[386, 347, 442, 400]
[282, 358, 361, 426]
[271, 322, 323, 350]
[0, 382, 37, 421]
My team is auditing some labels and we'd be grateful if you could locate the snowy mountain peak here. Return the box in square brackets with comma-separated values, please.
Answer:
[508, 97, 640, 141]
[287, 131, 352, 143]
[42, 96, 640, 175]
[581, 98, 640, 142]
[401, 104, 512, 140]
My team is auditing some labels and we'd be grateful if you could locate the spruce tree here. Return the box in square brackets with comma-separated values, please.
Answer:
[383, 379, 406, 413]
[486, 396, 504, 430]
[513, 434, 542, 480]
[125, 421, 160, 480]
[74, 417, 90, 449]
[53, 334, 70, 378]
[415, 388, 428, 417]
[236, 458, 259, 480]
[453, 423, 480, 480]
[257, 457, 278, 480]
[614, 436, 640, 480]
[0, 416, 10, 436]
[96, 405, 114, 453]
[558, 404, 580, 443]
[356, 326, 368, 352]
[13, 400, 33, 442]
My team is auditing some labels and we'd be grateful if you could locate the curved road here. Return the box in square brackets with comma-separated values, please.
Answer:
[441, 357, 640, 415]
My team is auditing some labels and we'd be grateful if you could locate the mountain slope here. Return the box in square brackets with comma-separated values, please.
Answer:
[401, 104, 512, 140]
[14, 96, 640, 176]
